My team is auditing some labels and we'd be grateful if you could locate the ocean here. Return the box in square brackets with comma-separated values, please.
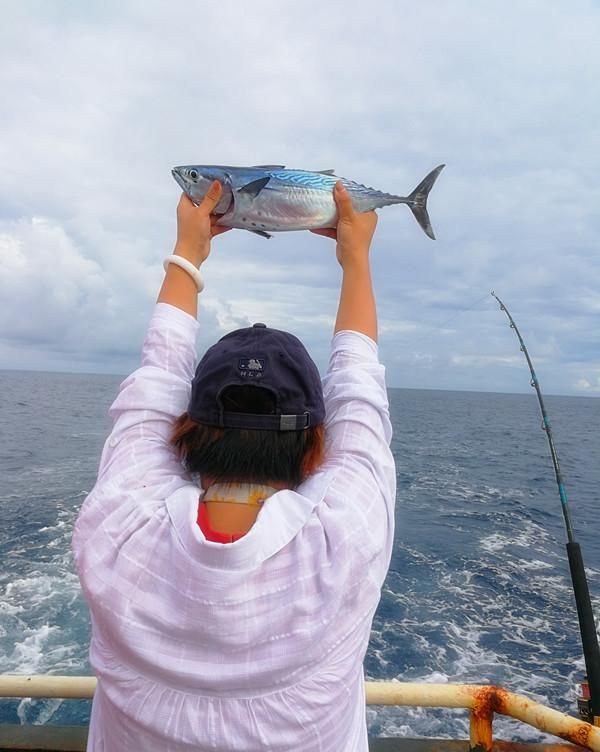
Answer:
[1, 369, 599, 741]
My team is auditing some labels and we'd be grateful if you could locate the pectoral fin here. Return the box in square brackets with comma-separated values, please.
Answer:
[238, 177, 271, 197]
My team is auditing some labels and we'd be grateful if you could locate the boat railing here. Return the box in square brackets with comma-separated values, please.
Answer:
[1, 676, 599, 751]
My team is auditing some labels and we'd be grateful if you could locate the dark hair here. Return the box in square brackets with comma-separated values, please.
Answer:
[171, 385, 326, 486]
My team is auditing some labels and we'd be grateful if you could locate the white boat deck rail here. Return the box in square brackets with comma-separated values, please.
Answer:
[1, 676, 599, 752]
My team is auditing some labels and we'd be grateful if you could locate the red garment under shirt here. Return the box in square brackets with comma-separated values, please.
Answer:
[196, 503, 247, 543]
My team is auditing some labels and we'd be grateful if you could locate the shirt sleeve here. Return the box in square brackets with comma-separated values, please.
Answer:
[323, 329, 393, 463]
[318, 329, 396, 583]
[93, 302, 199, 496]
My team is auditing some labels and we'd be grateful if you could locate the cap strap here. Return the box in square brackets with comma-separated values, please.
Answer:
[219, 411, 311, 431]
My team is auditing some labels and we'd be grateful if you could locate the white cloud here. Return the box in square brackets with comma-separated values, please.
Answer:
[0, 218, 109, 348]
[450, 354, 524, 368]
[0, 216, 228, 372]
[574, 376, 600, 393]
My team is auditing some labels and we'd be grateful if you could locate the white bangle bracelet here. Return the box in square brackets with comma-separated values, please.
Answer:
[163, 255, 204, 293]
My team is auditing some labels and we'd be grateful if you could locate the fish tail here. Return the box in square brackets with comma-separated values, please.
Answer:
[406, 164, 445, 240]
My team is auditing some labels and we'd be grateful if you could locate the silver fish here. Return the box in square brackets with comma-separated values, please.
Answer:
[171, 163, 445, 240]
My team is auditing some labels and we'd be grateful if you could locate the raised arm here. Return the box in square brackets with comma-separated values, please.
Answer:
[158, 181, 230, 317]
[92, 183, 230, 491]
[313, 182, 391, 465]
[312, 186, 395, 575]
[312, 181, 378, 340]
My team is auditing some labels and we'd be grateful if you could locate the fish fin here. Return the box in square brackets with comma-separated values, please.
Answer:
[238, 177, 271, 197]
[248, 229, 272, 239]
[251, 164, 285, 169]
[316, 169, 335, 175]
[406, 164, 445, 240]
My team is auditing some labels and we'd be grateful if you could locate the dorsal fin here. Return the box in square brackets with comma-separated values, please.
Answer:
[251, 164, 285, 169]
[316, 169, 335, 175]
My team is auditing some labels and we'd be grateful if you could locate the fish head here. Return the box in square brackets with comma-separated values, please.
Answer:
[171, 165, 233, 214]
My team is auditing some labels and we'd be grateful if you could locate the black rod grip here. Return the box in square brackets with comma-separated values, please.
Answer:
[567, 541, 600, 717]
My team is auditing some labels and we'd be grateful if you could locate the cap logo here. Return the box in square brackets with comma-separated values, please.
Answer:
[238, 357, 265, 379]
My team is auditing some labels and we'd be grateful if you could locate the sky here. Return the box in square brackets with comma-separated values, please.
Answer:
[1, 0, 599, 395]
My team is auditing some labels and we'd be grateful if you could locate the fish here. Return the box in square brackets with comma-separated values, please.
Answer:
[171, 163, 445, 240]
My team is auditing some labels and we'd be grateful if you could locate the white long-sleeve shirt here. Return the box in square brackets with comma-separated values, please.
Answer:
[73, 303, 396, 752]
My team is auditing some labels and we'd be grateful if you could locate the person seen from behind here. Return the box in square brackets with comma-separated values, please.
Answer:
[73, 178, 396, 751]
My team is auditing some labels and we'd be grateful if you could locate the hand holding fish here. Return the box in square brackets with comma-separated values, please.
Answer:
[324, 180, 378, 342]
[311, 182, 378, 269]
[174, 181, 231, 267]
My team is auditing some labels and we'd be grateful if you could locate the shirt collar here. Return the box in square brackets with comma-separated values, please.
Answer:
[166, 480, 323, 570]
[203, 482, 279, 507]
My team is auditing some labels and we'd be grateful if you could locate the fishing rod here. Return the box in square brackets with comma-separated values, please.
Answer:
[491, 291, 600, 724]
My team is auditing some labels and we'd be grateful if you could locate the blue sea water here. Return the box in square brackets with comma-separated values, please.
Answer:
[1, 369, 599, 741]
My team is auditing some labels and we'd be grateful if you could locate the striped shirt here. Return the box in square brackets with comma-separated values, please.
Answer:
[73, 303, 396, 752]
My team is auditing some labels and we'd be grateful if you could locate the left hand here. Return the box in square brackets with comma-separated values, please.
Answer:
[174, 181, 231, 266]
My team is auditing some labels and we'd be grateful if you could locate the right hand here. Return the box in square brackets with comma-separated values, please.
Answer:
[311, 181, 378, 268]
[174, 182, 231, 267]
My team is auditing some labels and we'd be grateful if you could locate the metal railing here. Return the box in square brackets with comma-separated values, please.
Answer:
[365, 682, 600, 751]
[1, 676, 599, 752]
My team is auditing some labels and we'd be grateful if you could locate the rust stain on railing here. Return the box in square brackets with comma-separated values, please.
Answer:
[471, 686, 511, 751]
[466, 684, 595, 752]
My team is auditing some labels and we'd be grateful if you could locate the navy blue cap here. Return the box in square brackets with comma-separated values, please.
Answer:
[188, 324, 325, 431]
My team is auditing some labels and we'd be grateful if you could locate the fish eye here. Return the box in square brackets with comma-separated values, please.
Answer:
[189, 170, 198, 180]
